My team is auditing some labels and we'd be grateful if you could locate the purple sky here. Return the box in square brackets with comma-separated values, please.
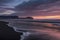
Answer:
[0, 0, 60, 19]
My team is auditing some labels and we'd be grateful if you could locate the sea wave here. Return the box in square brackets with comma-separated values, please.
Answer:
[2, 19, 60, 40]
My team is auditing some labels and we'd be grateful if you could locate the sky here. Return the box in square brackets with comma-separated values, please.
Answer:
[0, 0, 60, 19]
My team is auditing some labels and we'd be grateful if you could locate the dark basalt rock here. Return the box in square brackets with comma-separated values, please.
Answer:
[0, 21, 22, 40]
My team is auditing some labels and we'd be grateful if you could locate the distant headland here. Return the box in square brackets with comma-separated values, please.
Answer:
[0, 16, 33, 19]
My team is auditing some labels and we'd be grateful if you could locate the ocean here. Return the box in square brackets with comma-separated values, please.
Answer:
[1, 19, 60, 40]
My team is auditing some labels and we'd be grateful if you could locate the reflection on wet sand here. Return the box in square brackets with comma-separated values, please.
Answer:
[8, 20, 60, 40]
[0, 20, 60, 40]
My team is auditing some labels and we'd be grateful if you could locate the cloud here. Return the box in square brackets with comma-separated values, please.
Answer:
[9, 0, 60, 18]
[32, 15, 60, 19]
[0, 0, 31, 9]
[0, 8, 15, 15]
[1, 0, 60, 18]
[0, 0, 15, 8]
[15, 0, 59, 10]
[0, 0, 14, 5]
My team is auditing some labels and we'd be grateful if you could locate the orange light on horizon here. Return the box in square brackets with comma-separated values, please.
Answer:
[32, 15, 60, 19]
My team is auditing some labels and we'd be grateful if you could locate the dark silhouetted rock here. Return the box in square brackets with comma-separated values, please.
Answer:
[26, 17, 33, 19]
[0, 21, 22, 40]
[18, 17, 33, 19]
[0, 16, 19, 19]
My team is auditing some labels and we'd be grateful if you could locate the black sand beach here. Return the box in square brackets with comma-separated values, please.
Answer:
[0, 21, 22, 40]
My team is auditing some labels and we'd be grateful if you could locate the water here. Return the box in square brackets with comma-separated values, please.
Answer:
[1, 19, 60, 40]
[20, 32, 31, 40]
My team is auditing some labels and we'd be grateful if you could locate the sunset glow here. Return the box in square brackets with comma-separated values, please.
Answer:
[32, 15, 60, 19]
